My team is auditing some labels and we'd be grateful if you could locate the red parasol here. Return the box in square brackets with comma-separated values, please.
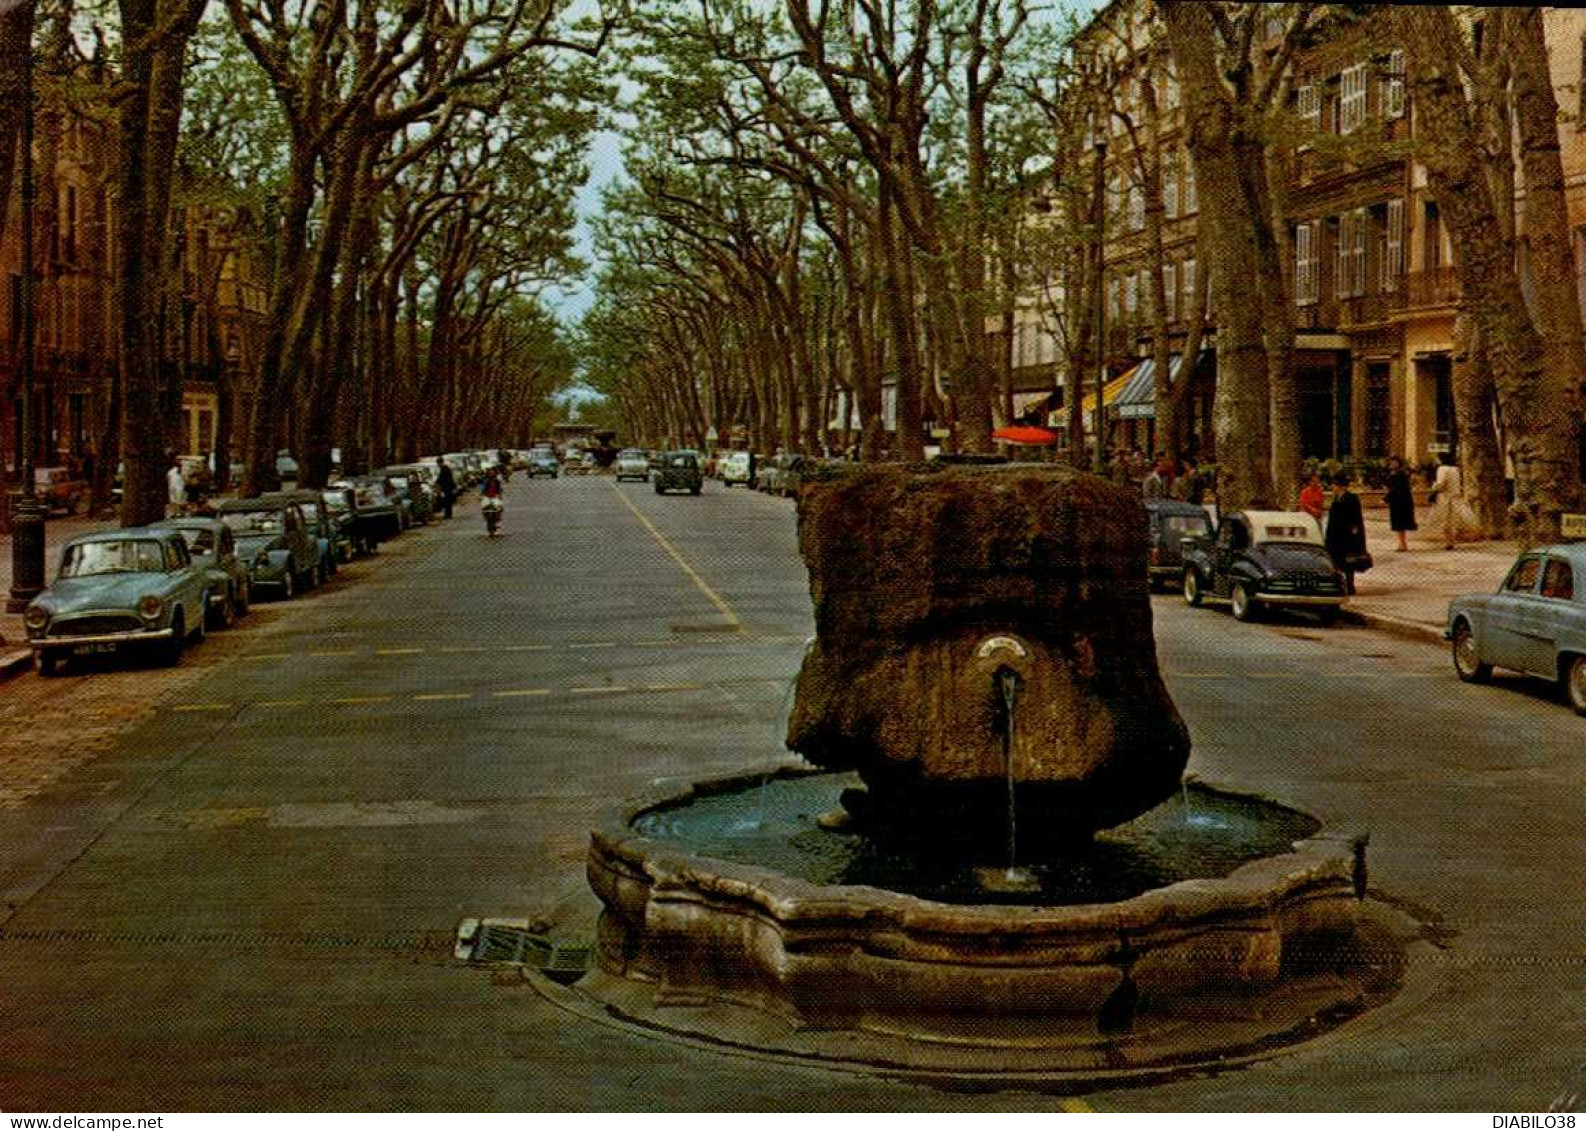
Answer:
[992, 424, 1061, 446]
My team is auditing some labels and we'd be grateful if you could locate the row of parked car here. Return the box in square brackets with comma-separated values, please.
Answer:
[19, 459, 471, 677]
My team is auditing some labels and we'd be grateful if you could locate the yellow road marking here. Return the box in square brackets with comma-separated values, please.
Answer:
[493, 688, 552, 698]
[644, 683, 702, 693]
[172, 703, 232, 713]
[376, 647, 424, 656]
[438, 646, 488, 654]
[570, 686, 629, 695]
[414, 692, 472, 702]
[330, 696, 394, 705]
[309, 649, 358, 657]
[501, 644, 553, 653]
[257, 699, 309, 708]
[1059, 1099, 1093, 1113]
[609, 481, 743, 632]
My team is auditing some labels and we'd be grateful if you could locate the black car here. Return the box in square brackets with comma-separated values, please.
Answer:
[1144, 499, 1213, 590]
[653, 451, 703, 495]
[1180, 508, 1346, 623]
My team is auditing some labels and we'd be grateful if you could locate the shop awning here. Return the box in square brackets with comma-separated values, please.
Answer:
[1079, 370, 1139, 418]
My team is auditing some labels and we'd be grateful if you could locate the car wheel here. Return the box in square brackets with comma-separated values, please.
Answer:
[1182, 569, 1203, 607]
[164, 612, 186, 666]
[1452, 619, 1491, 683]
[654, 484, 664, 495]
[36, 652, 60, 677]
[1314, 606, 1339, 627]
[1564, 654, 1586, 716]
[280, 570, 295, 600]
[691, 486, 701, 496]
[235, 579, 250, 617]
[191, 604, 207, 644]
[1231, 583, 1258, 622]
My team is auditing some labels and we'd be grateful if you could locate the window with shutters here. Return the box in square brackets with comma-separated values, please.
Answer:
[1297, 84, 1321, 131]
[1295, 222, 1318, 306]
[1125, 272, 1138, 315]
[1182, 258, 1197, 314]
[1382, 199, 1404, 291]
[1340, 64, 1368, 133]
[1386, 50, 1406, 119]
[1182, 153, 1197, 213]
[1163, 152, 1179, 219]
[1163, 262, 1177, 321]
[1128, 182, 1144, 231]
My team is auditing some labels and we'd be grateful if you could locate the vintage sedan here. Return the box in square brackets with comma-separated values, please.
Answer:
[322, 485, 373, 557]
[527, 451, 561, 478]
[1181, 509, 1346, 623]
[653, 450, 703, 495]
[1446, 543, 1586, 715]
[1145, 499, 1213, 590]
[614, 449, 650, 482]
[24, 528, 210, 674]
[217, 498, 321, 599]
[334, 478, 402, 541]
[262, 490, 343, 578]
[153, 516, 251, 628]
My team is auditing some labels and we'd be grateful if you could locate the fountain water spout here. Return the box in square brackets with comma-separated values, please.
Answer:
[994, 667, 1024, 876]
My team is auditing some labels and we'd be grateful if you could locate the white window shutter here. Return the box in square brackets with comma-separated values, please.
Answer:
[1387, 50, 1406, 119]
[1298, 84, 1320, 130]
[1183, 258, 1197, 312]
[1182, 154, 1197, 213]
[1163, 262, 1177, 320]
[1163, 154, 1178, 219]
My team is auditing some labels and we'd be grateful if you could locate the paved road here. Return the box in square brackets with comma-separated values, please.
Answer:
[2, 476, 1584, 1110]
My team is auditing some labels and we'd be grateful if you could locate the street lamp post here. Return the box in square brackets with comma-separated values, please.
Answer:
[1091, 101, 1109, 475]
[8, 48, 47, 614]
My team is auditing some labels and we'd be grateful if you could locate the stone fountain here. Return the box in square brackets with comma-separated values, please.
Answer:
[580, 464, 1403, 1075]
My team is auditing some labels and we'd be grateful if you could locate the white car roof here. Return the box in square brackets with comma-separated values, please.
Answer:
[1240, 510, 1325, 546]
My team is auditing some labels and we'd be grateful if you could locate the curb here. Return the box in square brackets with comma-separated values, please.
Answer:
[0, 648, 33, 684]
[1340, 608, 1446, 648]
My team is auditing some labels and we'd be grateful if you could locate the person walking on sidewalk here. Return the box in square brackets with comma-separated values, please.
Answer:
[1429, 451, 1480, 549]
[1325, 473, 1368, 596]
[1299, 471, 1326, 523]
[436, 458, 457, 520]
[1384, 455, 1418, 552]
[166, 457, 187, 518]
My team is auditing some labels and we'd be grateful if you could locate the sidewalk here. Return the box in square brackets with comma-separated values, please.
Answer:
[0, 512, 114, 676]
[1340, 507, 1519, 643]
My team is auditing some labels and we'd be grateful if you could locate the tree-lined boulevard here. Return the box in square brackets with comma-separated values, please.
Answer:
[0, 476, 1584, 1109]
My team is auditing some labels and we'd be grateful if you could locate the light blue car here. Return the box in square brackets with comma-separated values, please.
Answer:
[24, 528, 211, 675]
[1446, 543, 1586, 715]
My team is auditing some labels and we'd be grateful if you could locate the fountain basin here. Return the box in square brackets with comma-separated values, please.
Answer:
[587, 768, 1373, 1041]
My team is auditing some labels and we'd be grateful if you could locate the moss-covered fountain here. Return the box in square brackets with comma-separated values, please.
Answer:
[578, 464, 1403, 1076]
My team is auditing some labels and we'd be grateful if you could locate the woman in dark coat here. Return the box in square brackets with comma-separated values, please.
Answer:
[1383, 455, 1417, 552]
[1325, 473, 1368, 595]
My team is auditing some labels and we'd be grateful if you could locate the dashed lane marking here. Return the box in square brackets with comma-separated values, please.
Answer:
[644, 683, 702, 693]
[493, 689, 552, 698]
[609, 480, 744, 633]
[257, 699, 310, 708]
[413, 693, 473, 702]
[242, 653, 290, 662]
[309, 649, 358, 657]
[569, 686, 630, 695]
[502, 644, 553, 653]
[329, 696, 395, 705]
[375, 647, 424, 656]
[566, 642, 617, 651]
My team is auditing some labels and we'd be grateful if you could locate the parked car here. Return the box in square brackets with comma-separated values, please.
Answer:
[377, 470, 432, 526]
[1144, 499, 1214, 591]
[614, 449, 650, 482]
[153, 516, 251, 628]
[335, 478, 402, 541]
[216, 498, 322, 599]
[322, 485, 373, 557]
[1180, 509, 1346, 623]
[23, 528, 210, 674]
[34, 466, 87, 515]
[720, 450, 753, 488]
[262, 491, 342, 579]
[440, 453, 479, 488]
[1446, 544, 1586, 715]
[654, 450, 703, 496]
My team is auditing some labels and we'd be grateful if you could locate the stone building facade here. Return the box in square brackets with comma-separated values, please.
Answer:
[1047, 2, 1584, 474]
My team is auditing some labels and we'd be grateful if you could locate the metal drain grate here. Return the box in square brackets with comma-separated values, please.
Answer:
[455, 918, 591, 983]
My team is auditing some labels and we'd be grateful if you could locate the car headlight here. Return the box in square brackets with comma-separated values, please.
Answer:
[23, 604, 49, 632]
[137, 595, 164, 623]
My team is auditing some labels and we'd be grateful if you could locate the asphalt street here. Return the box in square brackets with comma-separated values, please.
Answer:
[2, 474, 1585, 1111]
